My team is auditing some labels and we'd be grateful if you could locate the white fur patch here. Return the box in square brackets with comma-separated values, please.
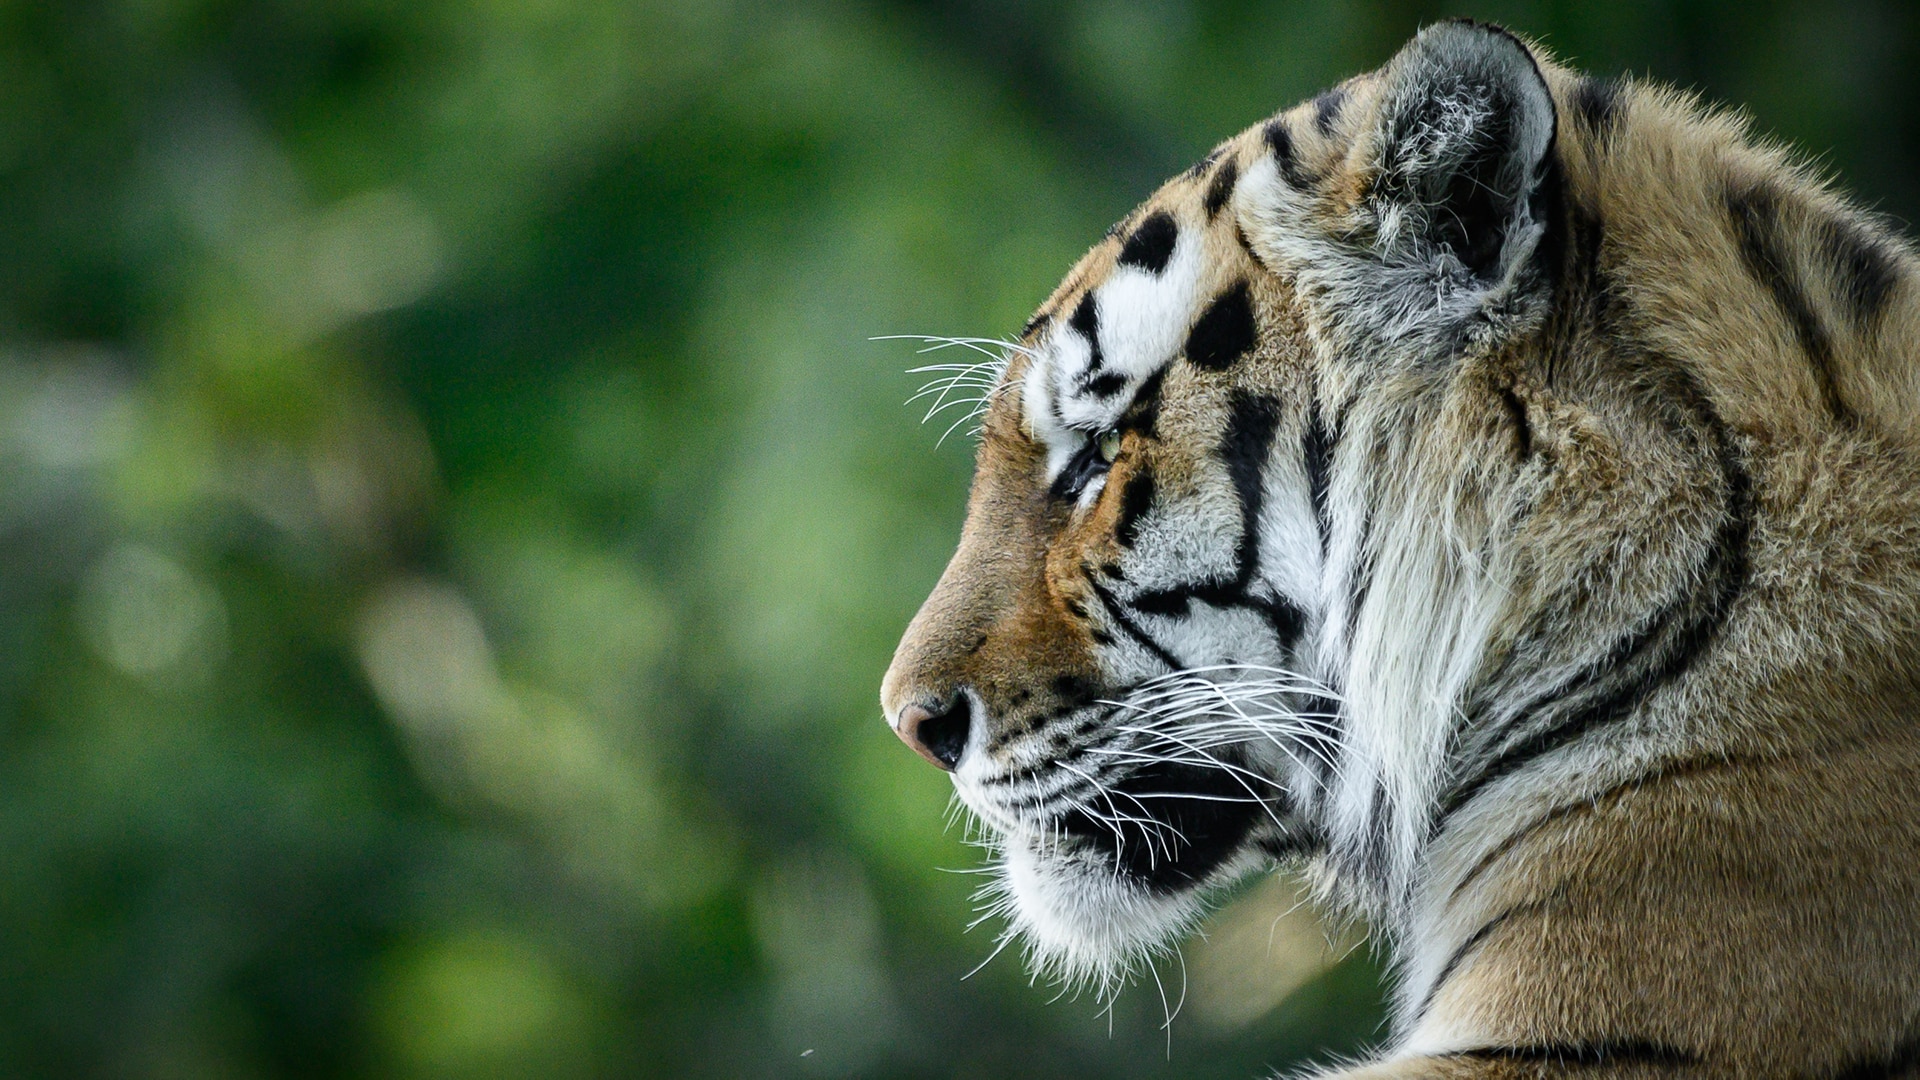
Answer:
[1026, 219, 1205, 472]
[975, 825, 1267, 1000]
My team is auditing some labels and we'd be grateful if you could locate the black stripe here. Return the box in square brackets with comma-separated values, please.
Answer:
[1529, 124, 1570, 296]
[1340, 408, 1378, 649]
[1084, 371, 1127, 398]
[1543, 201, 1611, 389]
[1303, 406, 1335, 556]
[1020, 311, 1052, 339]
[1222, 391, 1281, 586]
[1069, 291, 1103, 371]
[1186, 281, 1258, 371]
[1416, 900, 1540, 1021]
[1441, 366, 1751, 818]
[1204, 157, 1239, 221]
[1136, 396, 1301, 629]
[1363, 776, 1395, 882]
[1115, 469, 1155, 548]
[1235, 221, 1271, 272]
[1247, 595, 1307, 644]
[1312, 88, 1346, 135]
[1344, 521, 1373, 650]
[1571, 75, 1623, 142]
[1443, 755, 1747, 907]
[1050, 673, 1094, 702]
[1120, 365, 1167, 439]
[985, 701, 1080, 755]
[1132, 580, 1254, 617]
[1299, 694, 1343, 786]
[1833, 1032, 1920, 1079]
[1132, 587, 1195, 617]
[1264, 119, 1313, 187]
[1118, 210, 1179, 274]
[1819, 212, 1900, 334]
[1443, 1040, 1698, 1067]
[1088, 577, 1180, 670]
[975, 687, 1121, 757]
[1129, 580, 1306, 647]
[1499, 386, 1532, 459]
[1726, 179, 1856, 426]
[1445, 516, 1748, 815]
[990, 770, 1101, 808]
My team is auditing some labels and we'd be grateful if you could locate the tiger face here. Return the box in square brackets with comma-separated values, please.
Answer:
[884, 218, 1325, 982]
[882, 21, 1571, 985]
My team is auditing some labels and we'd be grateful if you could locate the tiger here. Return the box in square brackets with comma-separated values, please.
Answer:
[879, 19, 1920, 1078]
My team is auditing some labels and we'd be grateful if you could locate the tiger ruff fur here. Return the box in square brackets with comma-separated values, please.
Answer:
[881, 21, 1920, 1078]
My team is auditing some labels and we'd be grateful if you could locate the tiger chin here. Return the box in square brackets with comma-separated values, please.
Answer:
[883, 19, 1920, 1080]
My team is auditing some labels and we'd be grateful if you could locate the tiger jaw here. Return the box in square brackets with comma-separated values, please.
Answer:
[988, 815, 1278, 987]
[958, 748, 1275, 889]
[951, 713, 1304, 979]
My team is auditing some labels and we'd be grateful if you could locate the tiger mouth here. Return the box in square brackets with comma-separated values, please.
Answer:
[1054, 759, 1264, 890]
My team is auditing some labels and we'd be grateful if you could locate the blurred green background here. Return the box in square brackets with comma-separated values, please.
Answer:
[1, 1, 1914, 1076]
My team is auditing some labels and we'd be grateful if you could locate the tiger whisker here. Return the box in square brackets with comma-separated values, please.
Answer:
[1111, 790, 1273, 804]
[1087, 745, 1292, 791]
[880, 335, 1027, 445]
[1122, 713, 1341, 774]
[962, 927, 1020, 981]
[1103, 728, 1296, 833]
[878, 333, 1036, 359]
[1057, 761, 1187, 868]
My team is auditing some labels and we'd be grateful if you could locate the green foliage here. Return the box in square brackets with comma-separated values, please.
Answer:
[0, 1, 1912, 1076]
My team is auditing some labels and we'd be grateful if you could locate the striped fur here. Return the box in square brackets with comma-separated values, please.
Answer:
[882, 21, 1920, 1077]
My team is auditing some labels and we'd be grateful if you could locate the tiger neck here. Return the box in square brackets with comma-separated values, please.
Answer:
[1560, 75, 1919, 445]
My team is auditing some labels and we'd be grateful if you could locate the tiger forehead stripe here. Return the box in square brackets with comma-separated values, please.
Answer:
[1312, 87, 1347, 134]
[1819, 212, 1900, 331]
[1185, 281, 1258, 370]
[1086, 370, 1128, 398]
[1118, 211, 1179, 274]
[1204, 158, 1239, 220]
[1572, 75, 1622, 141]
[1069, 292, 1101, 366]
[1263, 119, 1314, 188]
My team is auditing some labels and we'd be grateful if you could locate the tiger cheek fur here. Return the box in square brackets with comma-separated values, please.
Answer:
[885, 19, 1920, 1078]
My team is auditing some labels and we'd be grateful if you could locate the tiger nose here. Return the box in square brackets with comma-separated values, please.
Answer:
[892, 695, 973, 771]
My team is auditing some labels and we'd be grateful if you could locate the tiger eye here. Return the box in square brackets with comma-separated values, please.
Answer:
[1097, 428, 1123, 463]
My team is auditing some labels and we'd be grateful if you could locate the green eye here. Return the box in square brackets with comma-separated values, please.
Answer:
[1096, 428, 1123, 464]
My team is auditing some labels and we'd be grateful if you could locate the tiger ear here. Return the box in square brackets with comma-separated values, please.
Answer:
[1368, 22, 1556, 281]
[1275, 21, 1559, 358]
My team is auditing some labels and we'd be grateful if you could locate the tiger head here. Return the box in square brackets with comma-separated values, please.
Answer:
[881, 20, 1832, 990]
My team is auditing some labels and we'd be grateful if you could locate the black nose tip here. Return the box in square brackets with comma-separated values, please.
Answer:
[894, 695, 972, 771]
